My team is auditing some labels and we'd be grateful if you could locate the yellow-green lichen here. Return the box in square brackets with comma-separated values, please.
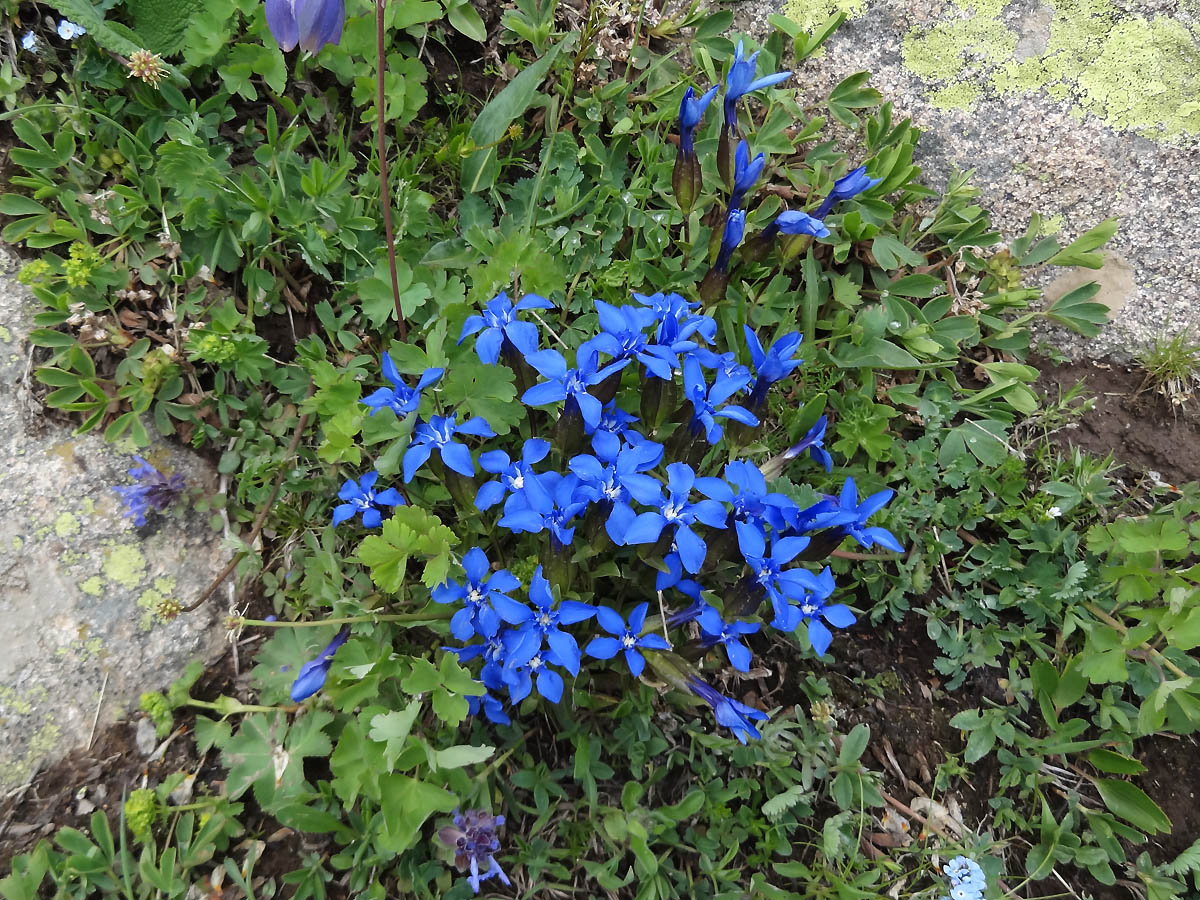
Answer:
[902, 0, 1200, 141]
[55, 512, 81, 538]
[0, 325, 11, 342]
[929, 81, 983, 110]
[80, 575, 105, 596]
[11, 536, 22, 551]
[137, 577, 179, 629]
[2, 721, 63, 790]
[103, 544, 147, 590]
[81, 498, 96, 515]
[782, 0, 870, 34]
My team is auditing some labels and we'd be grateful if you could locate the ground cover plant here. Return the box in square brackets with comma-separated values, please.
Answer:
[2, 0, 1199, 898]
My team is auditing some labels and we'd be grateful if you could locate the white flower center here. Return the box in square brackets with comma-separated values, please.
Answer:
[621, 634, 637, 649]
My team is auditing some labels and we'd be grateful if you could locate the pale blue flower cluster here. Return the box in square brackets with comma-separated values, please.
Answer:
[941, 856, 987, 900]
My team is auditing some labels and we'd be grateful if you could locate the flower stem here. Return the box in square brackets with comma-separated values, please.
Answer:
[375, 0, 406, 340]
[236, 608, 454, 628]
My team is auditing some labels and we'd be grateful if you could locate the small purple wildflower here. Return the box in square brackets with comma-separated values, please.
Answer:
[113, 456, 186, 527]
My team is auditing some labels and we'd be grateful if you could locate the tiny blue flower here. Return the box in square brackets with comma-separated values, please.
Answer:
[264, 0, 343, 52]
[475, 438, 554, 513]
[830, 476, 903, 552]
[683, 356, 759, 443]
[723, 40, 791, 133]
[459, 291, 555, 365]
[815, 165, 883, 217]
[713, 208, 746, 273]
[437, 809, 511, 895]
[57, 19, 86, 39]
[783, 566, 854, 656]
[724, 459, 796, 532]
[586, 400, 642, 459]
[332, 470, 405, 527]
[521, 346, 629, 428]
[696, 606, 760, 672]
[402, 413, 495, 482]
[687, 676, 769, 743]
[362, 357, 442, 418]
[585, 300, 692, 380]
[433, 547, 521, 641]
[633, 291, 716, 346]
[744, 326, 803, 409]
[290, 626, 350, 702]
[491, 565, 595, 674]
[21, 31, 36, 50]
[782, 415, 833, 472]
[585, 602, 672, 677]
[730, 140, 766, 209]
[618, 462, 731, 574]
[678, 84, 719, 157]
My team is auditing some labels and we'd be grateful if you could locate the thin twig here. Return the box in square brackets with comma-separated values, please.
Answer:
[88, 672, 110, 749]
[180, 383, 314, 614]
[375, 0, 407, 340]
[656, 589, 673, 648]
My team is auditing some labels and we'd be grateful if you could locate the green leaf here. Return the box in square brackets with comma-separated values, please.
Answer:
[1095, 779, 1171, 834]
[433, 744, 495, 770]
[368, 700, 422, 768]
[871, 234, 925, 270]
[462, 40, 566, 191]
[838, 724, 870, 766]
[377, 774, 457, 854]
[0, 194, 49, 216]
[1044, 281, 1110, 338]
[831, 337, 921, 369]
[1088, 749, 1147, 776]
[446, 0, 486, 41]
[356, 507, 458, 592]
[1046, 218, 1118, 268]
[886, 274, 944, 298]
[439, 358, 522, 435]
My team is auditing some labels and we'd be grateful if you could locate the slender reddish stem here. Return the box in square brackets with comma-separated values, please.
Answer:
[375, 0, 406, 339]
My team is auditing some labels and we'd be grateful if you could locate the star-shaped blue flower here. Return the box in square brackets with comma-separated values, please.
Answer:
[362, 357, 442, 418]
[332, 471, 405, 527]
[491, 565, 595, 673]
[617, 462, 731, 573]
[521, 346, 630, 428]
[815, 165, 883, 217]
[687, 676, 769, 743]
[683, 356, 759, 443]
[782, 416, 833, 472]
[696, 606, 760, 672]
[475, 438, 554, 513]
[585, 603, 671, 677]
[402, 414, 495, 482]
[433, 547, 521, 641]
[459, 291, 555, 365]
[745, 326, 803, 409]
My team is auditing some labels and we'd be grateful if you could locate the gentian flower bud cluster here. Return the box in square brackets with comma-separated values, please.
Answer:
[311, 290, 904, 743]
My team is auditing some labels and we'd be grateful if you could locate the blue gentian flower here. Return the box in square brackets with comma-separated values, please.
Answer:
[585, 300, 693, 380]
[264, 0, 343, 52]
[498, 472, 588, 546]
[730, 140, 766, 209]
[735, 520, 822, 630]
[586, 400, 642, 459]
[692, 349, 753, 386]
[788, 566, 855, 656]
[687, 676, 769, 743]
[114, 456, 186, 527]
[503, 649, 570, 703]
[618, 462, 732, 573]
[438, 809, 511, 895]
[402, 414, 495, 482]
[724, 460, 796, 531]
[683, 356, 759, 443]
[633, 291, 716, 346]
[433, 547, 520, 641]
[56, 19, 86, 39]
[815, 165, 883, 217]
[830, 477, 903, 552]
[678, 84, 719, 157]
[332, 471, 405, 527]
[491, 565, 595, 673]
[713, 208, 746, 273]
[475, 438, 553, 513]
[585, 603, 671, 677]
[459, 291, 554, 365]
[782, 416, 833, 472]
[521, 346, 629, 428]
[745, 326, 803, 409]
[760, 210, 831, 242]
[362, 357, 442, 418]
[723, 40, 791, 133]
[569, 443, 663, 542]
[467, 689, 511, 726]
[696, 606, 760, 672]
[942, 857, 987, 900]
[290, 626, 350, 702]
[450, 633, 508, 695]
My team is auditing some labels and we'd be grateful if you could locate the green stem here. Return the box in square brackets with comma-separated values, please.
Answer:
[235, 609, 454, 629]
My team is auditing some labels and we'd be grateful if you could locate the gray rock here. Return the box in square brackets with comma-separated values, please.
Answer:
[0, 248, 229, 791]
[732, 0, 1200, 360]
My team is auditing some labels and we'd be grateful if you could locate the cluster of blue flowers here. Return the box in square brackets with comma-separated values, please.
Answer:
[437, 809, 509, 894]
[113, 456, 186, 527]
[314, 289, 901, 744]
[940, 856, 987, 900]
